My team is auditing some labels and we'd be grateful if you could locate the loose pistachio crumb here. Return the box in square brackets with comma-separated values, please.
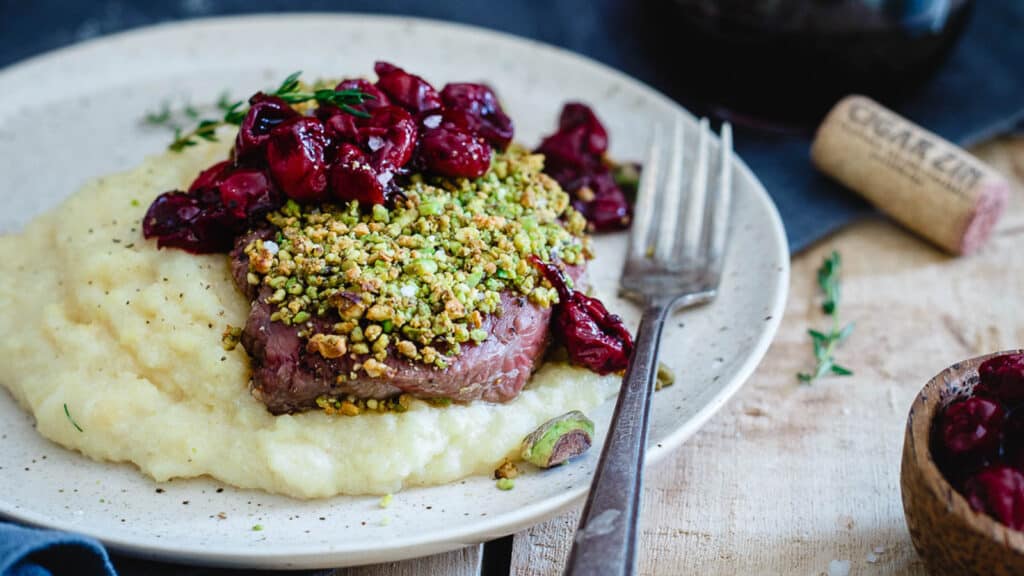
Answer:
[496, 477, 515, 491]
[494, 459, 520, 480]
[315, 393, 412, 416]
[655, 362, 675, 391]
[379, 493, 393, 509]
[221, 325, 242, 351]
[252, 524, 263, 532]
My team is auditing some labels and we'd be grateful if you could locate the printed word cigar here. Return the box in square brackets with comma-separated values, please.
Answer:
[811, 95, 1010, 255]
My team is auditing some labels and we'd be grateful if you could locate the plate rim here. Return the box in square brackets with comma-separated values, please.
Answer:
[0, 12, 790, 568]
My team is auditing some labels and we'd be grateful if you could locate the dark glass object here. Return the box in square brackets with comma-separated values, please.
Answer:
[641, 0, 975, 130]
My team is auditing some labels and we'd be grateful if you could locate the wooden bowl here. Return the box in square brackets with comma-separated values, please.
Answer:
[901, 350, 1024, 575]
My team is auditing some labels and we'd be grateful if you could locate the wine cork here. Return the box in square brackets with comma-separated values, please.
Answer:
[811, 95, 1010, 255]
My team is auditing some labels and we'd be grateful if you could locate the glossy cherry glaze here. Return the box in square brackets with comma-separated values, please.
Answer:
[530, 256, 633, 375]
[536, 103, 631, 232]
[934, 352, 1024, 529]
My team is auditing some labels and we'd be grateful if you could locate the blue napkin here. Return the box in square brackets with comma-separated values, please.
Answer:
[0, 523, 114, 576]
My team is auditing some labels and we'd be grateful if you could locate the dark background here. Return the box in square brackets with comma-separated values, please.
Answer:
[2, 0, 1023, 252]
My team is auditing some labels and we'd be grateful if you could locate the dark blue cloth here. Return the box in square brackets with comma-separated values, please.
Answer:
[0, 523, 114, 576]
[0, 1, 1022, 575]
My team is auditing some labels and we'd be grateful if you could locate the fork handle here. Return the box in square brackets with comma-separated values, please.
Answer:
[563, 303, 669, 576]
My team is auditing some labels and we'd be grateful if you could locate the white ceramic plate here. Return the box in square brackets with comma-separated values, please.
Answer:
[0, 15, 788, 569]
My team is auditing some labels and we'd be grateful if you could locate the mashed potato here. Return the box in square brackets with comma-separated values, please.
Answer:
[0, 140, 619, 498]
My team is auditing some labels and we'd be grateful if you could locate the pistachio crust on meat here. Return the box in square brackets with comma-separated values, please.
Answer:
[243, 146, 590, 372]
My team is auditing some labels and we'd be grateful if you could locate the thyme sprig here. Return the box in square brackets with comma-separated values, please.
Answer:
[798, 250, 855, 384]
[150, 71, 374, 153]
[63, 403, 83, 432]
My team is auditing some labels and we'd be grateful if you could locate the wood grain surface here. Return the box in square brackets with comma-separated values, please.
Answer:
[347, 137, 1024, 575]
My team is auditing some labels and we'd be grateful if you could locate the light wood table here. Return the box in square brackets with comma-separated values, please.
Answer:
[339, 137, 1024, 575]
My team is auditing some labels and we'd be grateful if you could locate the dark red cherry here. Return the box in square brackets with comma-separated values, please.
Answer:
[558, 102, 608, 155]
[530, 256, 633, 375]
[374, 61, 442, 114]
[439, 83, 514, 149]
[218, 169, 274, 220]
[358, 105, 417, 171]
[329, 143, 386, 205]
[535, 103, 632, 232]
[142, 191, 236, 254]
[582, 189, 632, 232]
[317, 106, 360, 144]
[416, 126, 491, 179]
[266, 117, 329, 203]
[964, 465, 1024, 529]
[234, 94, 299, 165]
[942, 397, 1005, 457]
[188, 160, 231, 193]
[335, 78, 391, 112]
[977, 353, 1024, 405]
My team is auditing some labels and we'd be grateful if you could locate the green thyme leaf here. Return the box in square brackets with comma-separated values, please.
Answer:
[160, 71, 372, 152]
[274, 70, 303, 96]
[818, 250, 841, 315]
[799, 250, 854, 384]
[831, 364, 854, 376]
[144, 102, 173, 125]
[63, 403, 83, 432]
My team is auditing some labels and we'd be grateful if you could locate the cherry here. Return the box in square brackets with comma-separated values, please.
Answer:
[976, 353, 1024, 405]
[188, 160, 231, 193]
[942, 397, 1005, 457]
[143, 190, 236, 254]
[358, 106, 418, 171]
[415, 125, 492, 179]
[440, 83, 514, 149]
[583, 188, 632, 232]
[266, 117, 329, 203]
[335, 78, 391, 112]
[964, 465, 1024, 530]
[374, 61, 442, 114]
[144, 163, 281, 254]
[536, 103, 631, 232]
[317, 79, 393, 143]
[234, 93, 300, 165]
[328, 143, 387, 205]
[530, 256, 634, 375]
[558, 102, 608, 156]
[217, 169, 276, 220]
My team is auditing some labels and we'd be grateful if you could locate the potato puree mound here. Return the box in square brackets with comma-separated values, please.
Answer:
[0, 140, 619, 498]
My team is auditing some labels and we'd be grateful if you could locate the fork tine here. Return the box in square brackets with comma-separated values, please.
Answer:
[653, 115, 685, 263]
[706, 122, 733, 273]
[679, 117, 710, 265]
[628, 124, 661, 259]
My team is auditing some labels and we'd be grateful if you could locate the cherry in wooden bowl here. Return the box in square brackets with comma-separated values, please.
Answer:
[901, 350, 1024, 576]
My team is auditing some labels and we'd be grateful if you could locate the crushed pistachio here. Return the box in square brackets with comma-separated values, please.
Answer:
[496, 477, 515, 491]
[379, 493, 393, 508]
[221, 325, 242, 351]
[315, 394, 411, 415]
[494, 459, 520, 480]
[307, 333, 348, 359]
[655, 362, 675, 391]
[252, 524, 263, 532]
[245, 146, 590, 376]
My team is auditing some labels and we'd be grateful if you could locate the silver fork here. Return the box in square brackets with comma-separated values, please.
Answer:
[563, 116, 733, 576]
